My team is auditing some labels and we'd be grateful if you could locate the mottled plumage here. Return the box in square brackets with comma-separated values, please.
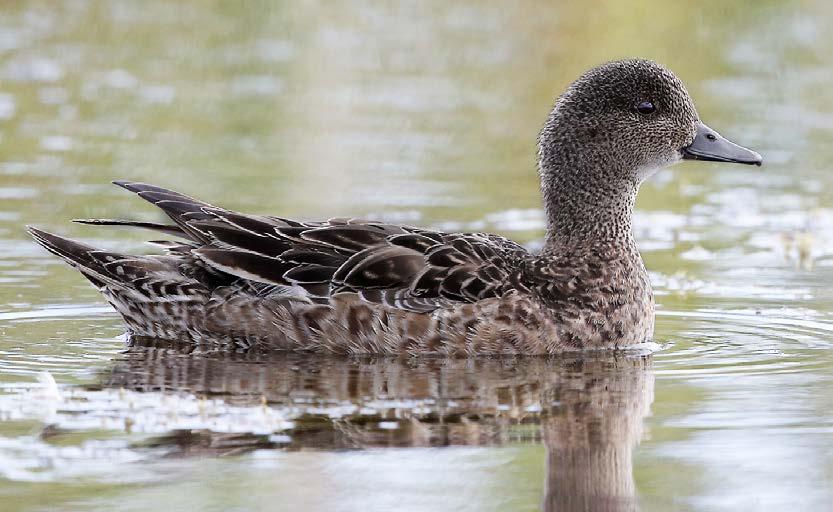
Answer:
[28, 59, 761, 355]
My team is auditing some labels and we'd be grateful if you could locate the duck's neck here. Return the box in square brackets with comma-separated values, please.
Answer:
[539, 156, 639, 254]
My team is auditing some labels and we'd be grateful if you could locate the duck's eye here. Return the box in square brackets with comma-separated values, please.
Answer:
[636, 101, 656, 115]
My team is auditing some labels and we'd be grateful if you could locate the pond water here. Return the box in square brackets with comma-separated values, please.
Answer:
[1, 1, 833, 511]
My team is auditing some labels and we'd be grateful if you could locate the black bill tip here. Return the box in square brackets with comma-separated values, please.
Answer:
[682, 122, 762, 166]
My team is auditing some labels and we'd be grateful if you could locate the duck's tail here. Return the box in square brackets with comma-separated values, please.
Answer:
[27, 226, 119, 289]
[27, 225, 222, 342]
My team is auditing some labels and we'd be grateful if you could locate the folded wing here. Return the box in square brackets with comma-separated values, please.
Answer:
[77, 181, 532, 313]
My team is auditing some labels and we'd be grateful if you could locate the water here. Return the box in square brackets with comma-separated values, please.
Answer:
[1, 1, 833, 511]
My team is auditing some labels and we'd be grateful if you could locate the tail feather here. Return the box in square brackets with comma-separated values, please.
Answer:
[28, 226, 99, 267]
[72, 218, 186, 238]
[66, 181, 211, 242]
[28, 225, 205, 295]
[27, 226, 116, 288]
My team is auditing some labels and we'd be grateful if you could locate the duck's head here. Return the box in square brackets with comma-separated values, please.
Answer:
[538, 59, 761, 246]
[539, 59, 762, 189]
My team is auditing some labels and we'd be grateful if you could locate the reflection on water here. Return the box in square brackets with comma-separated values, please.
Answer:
[72, 341, 653, 511]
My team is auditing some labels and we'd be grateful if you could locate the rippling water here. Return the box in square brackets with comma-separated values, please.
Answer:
[1, 1, 833, 511]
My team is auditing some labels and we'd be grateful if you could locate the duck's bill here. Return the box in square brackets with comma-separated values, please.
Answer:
[681, 122, 762, 166]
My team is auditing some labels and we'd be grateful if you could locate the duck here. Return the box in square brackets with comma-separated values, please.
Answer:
[28, 59, 762, 356]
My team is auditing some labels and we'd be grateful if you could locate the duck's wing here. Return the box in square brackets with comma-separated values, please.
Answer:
[74, 181, 532, 313]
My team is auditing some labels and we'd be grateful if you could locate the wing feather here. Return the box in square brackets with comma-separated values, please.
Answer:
[69, 182, 533, 313]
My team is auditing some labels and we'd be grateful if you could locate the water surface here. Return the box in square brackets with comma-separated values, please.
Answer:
[1, 1, 833, 511]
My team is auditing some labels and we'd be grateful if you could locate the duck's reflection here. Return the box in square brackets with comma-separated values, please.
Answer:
[98, 338, 653, 511]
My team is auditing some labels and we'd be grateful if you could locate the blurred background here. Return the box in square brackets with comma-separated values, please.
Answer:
[1, 1, 833, 511]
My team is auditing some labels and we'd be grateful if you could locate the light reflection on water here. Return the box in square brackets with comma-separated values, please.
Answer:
[1, 0, 833, 511]
[2, 347, 653, 512]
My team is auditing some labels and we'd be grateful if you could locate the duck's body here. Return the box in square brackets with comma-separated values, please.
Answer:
[30, 185, 652, 355]
[29, 59, 760, 355]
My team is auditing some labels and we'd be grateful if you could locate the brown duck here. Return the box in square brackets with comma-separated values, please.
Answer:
[29, 59, 762, 355]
